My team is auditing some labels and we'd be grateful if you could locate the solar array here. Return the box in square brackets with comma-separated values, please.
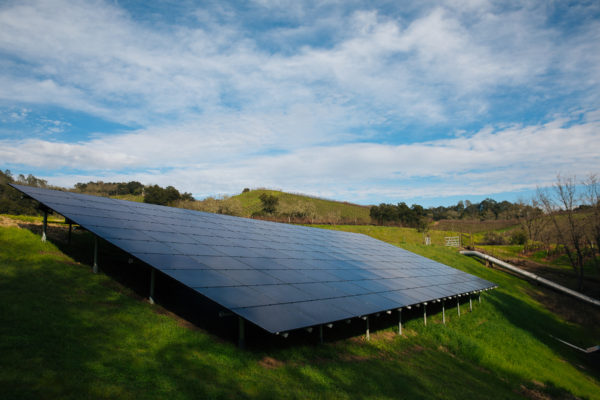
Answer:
[11, 184, 495, 333]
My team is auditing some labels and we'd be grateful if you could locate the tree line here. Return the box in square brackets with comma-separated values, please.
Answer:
[0, 170, 49, 215]
[0, 171, 195, 213]
[74, 180, 194, 206]
[369, 198, 526, 230]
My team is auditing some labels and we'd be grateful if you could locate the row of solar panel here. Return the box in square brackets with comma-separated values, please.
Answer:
[200, 280, 483, 311]
[134, 252, 447, 273]
[76, 220, 417, 255]
[33, 193, 370, 239]
[231, 283, 487, 332]
[157, 267, 483, 288]
[68, 213, 374, 246]
[14, 184, 496, 334]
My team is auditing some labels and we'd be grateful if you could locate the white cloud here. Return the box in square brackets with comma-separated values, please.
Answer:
[5, 112, 598, 203]
[2, 0, 597, 128]
[1, 1, 599, 203]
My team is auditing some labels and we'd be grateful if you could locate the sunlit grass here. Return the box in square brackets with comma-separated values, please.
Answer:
[235, 189, 371, 223]
[1, 222, 599, 399]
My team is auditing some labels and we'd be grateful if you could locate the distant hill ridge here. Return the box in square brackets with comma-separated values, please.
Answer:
[178, 188, 372, 224]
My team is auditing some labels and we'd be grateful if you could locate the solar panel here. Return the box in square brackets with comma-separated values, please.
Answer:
[10, 184, 496, 333]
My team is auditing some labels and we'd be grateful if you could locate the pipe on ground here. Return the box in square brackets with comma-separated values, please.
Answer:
[460, 250, 600, 307]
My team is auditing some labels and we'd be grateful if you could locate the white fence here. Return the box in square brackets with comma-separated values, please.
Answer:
[444, 236, 461, 247]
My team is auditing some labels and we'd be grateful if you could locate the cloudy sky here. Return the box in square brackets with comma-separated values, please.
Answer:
[1, 0, 599, 206]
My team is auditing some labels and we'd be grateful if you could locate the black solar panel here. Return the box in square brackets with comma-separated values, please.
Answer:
[11, 184, 496, 333]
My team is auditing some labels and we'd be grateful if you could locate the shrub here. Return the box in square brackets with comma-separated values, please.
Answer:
[259, 193, 278, 214]
[481, 231, 506, 245]
[509, 230, 528, 245]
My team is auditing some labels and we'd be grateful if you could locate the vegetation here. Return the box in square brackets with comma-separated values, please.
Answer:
[180, 189, 370, 224]
[1, 220, 599, 399]
[256, 193, 279, 215]
[0, 170, 49, 215]
[74, 180, 194, 206]
[143, 184, 194, 206]
[74, 180, 144, 197]
[536, 175, 600, 290]
[421, 198, 522, 221]
[369, 202, 427, 227]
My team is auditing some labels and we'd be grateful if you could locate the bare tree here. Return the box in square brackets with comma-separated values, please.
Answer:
[517, 198, 548, 249]
[583, 174, 600, 267]
[537, 175, 587, 290]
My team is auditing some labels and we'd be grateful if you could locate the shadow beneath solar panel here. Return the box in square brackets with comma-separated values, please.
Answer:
[36, 228, 241, 344]
[244, 304, 449, 349]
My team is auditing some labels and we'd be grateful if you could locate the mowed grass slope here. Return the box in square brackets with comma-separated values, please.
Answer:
[311, 224, 463, 246]
[1, 223, 599, 399]
[233, 189, 371, 223]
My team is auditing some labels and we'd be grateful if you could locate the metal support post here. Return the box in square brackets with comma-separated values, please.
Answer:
[365, 317, 370, 341]
[68, 223, 72, 245]
[319, 325, 324, 344]
[238, 317, 245, 349]
[149, 268, 155, 304]
[398, 309, 402, 335]
[442, 300, 446, 324]
[93, 236, 98, 274]
[457, 297, 461, 317]
[423, 303, 427, 326]
[469, 295, 473, 312]
[479, 292, 481, 304]
[41, 210, 48, 242]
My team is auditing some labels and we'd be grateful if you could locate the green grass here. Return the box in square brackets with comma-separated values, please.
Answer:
[311, 224, 464, 247]
[1, 213, 65, 224]
[110, 194, 144, 202]
[1, 223, 599, 399]
[233, 189, 371, 223]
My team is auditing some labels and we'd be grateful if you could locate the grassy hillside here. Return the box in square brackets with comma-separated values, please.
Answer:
[231, 189, 371, 223]
[311, 224, 463, 246]
[1, 221, 599, 399]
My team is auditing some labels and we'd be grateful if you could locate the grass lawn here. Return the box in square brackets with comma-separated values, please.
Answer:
[310, 224, 462, 247]
[1, 222, 599, 399]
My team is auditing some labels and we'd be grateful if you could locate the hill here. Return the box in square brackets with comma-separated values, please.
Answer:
[234, 189, 371, 223]
[1, 217, 599, 399]
[180, 188, 372, 224]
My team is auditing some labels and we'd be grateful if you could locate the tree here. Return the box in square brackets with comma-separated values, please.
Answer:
[517, 199, 548, 247]
[0, 170, 45, 215]
[144, 185, 184, 206]
[479, 198, 498, 219]
[583, 174, 600, 268]
[259, 193, 278, 214]
[116, 181, 144, 195]
[537, 175, 587, 290]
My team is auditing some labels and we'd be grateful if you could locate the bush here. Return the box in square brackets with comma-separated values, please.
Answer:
[144, 185, 186, 206]
[259, 193, 278, 214]
[509, 230, 527, 245]
[0, 170, 46, 215]
[481, 231, 506, 245]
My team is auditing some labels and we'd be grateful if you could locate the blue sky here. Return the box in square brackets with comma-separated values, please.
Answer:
[1, 0, 599, 206]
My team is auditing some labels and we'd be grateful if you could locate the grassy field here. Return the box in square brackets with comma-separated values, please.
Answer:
[311, 224, 465, 247]
[111, 194, 144, 202]
[233, 189, 371, 223]
[1, 221, 599, 399]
